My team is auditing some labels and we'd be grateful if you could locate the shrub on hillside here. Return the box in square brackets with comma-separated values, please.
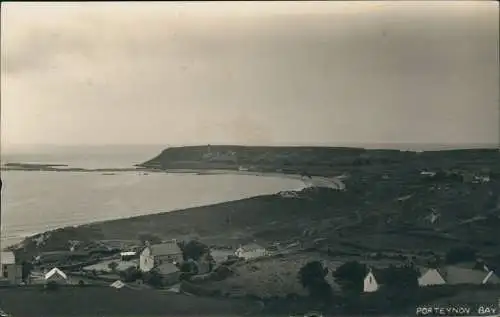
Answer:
[298, 261, 333, 305]
[180, 240, 210, 261]
[333, 261, 367, 294]
[119, 266, 142, 282]
[143, 270, 163, 288]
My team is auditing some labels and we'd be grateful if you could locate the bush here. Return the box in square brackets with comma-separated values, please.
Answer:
[180, 240, 210, 261]
[382, 264, 420, 291]
[212, 265, 233, 281]
[107, 261, 119, 272]
[78, 280, 85, 287]
[333, 261, 367, 294]
[143, 270, 163, 288]
[298, 261, 333, 304]
[119, 266, 142, 282]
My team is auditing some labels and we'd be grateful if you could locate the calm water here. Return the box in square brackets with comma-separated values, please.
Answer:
[0, 145, 305, 247]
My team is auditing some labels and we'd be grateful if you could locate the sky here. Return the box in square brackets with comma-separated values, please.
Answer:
[1, 1, 499, 150]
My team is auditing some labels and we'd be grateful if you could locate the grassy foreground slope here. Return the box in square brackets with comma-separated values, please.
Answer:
[0, 286, 255, 317]
[13, 146, 500, 262]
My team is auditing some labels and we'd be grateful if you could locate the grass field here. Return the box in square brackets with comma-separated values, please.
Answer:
[200, 251, 404, 298]
[0, 286, 256, 317]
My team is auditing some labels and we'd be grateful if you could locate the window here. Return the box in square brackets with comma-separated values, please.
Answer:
[2, 265, 7, 278]
[369, 276, 373, 283]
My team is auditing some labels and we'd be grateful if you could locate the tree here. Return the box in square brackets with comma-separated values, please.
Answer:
[445, 246, 477, 264]
[108, 261, 119, 272]
[381, 264, 420, 293]
[180, 240, 210, 261]
[119, 266, 142, 283]
[333, 261, 367, 294]
[21, 261, 34, 283]
[377, 264, 420, 308]
[297, 261, 332, 304]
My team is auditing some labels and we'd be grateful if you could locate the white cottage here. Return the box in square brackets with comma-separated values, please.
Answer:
[235, 243, 268, 260]
[363, 270, 379, 293]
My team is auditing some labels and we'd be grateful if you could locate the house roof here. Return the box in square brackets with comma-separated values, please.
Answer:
[437, 266, 491, 285]
[149, 241, 182, 256]
[120, 251, 136, 257]
[0, 251, 15, 265]
[483, 271, 500, 284]
[156, 262, 180, 275]
[110, 280, 126, 289]
[45, 268, 67, 280]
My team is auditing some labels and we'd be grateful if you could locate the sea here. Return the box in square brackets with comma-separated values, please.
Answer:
[0, 145, 307, 248]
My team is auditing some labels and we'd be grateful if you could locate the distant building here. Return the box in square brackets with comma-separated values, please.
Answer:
[235, 243, 268, 260]
[418, 266, 500, 286]
[473, 175, 490, 184]
[139, 240, 183, 272]
[210, 249, 233, 264]
[44, 267, 68, 285]
[0, 251, 22, 285]
[120, 251, 137, 261]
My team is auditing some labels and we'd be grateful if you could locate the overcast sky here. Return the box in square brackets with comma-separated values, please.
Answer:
[1, 1, 498, 149]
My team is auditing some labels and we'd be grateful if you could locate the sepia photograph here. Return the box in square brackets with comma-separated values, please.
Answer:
[0, 1, 499, 316]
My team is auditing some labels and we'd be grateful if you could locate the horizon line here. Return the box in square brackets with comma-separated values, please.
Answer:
[2, 142, 499, 151]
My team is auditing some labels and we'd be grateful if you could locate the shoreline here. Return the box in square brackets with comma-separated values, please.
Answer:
[1, 168, 345, 250]
[0, 165, 344, 183]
